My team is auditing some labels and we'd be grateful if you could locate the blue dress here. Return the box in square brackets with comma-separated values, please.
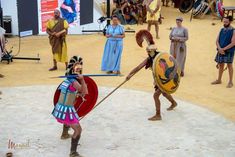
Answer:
[215, 27, 235, 63]
[101, 25, 125, 72]
[60, 0, 77, 24]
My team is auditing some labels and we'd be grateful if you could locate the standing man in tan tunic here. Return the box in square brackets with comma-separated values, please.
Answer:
[0, 26, 6, 78]
[47, 9, 69, 71]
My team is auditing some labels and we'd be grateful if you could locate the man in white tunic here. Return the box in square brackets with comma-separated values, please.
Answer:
[0, 26, 6, 78]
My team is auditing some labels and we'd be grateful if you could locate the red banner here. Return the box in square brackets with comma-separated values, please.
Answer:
[41, 12, 55, 32]
[41, 0, 58, 12]
[39, 0, 80, 33]
[40, 0, 58, 32]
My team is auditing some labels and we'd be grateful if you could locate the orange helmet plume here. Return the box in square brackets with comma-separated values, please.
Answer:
[135, 29, 155, 47]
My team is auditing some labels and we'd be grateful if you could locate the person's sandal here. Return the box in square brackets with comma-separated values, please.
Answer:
[167, 102, 178, 111]
[148, 115, 162, 121]
[113, 71, 121, 75]
[49, 66, 58, 71]
[211, 80, 222, 85]
[226, 83, 233, 88]
[106, 71, 113, 74]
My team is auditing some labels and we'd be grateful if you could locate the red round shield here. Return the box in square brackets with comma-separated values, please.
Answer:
[53, 76, 98, 117]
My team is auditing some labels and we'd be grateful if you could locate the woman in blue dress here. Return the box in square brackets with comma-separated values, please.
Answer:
[101, 15, 125, 74]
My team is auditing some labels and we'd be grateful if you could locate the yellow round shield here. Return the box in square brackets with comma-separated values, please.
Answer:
[153, 52, 181, 94]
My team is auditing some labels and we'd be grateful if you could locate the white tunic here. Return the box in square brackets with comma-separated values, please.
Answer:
[0, 27, 6, 61]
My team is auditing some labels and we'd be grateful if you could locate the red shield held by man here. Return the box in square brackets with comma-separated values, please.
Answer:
[53, 76, 98, 118]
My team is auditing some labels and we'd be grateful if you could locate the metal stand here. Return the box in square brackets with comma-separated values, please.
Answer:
[1, 49, 40, 64]
[0, 1, 40, 64]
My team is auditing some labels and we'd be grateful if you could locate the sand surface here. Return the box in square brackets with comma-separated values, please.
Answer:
[0, 2, 235, 122]
[0, 86, 235, 157]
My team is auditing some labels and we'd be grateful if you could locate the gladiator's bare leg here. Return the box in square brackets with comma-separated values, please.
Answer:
[162, 92, 177, 111]
[163, 93, 177, 109]
[148, 89, 162, 121]
[70, 123, 82, 157]
[61, 124, 71, 139]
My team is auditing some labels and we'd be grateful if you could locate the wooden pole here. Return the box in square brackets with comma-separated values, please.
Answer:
[79, 65, 145, 121]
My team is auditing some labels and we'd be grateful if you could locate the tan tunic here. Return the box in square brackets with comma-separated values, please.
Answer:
[46, 18, 69, 63]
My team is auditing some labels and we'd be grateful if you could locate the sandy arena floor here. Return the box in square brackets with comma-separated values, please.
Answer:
[0, 86, 235, 157]
[0, 1, 235, 156]
[1, 4, 235, 121]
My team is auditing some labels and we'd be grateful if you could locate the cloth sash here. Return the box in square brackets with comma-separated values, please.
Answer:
[49, 18, 66, 54]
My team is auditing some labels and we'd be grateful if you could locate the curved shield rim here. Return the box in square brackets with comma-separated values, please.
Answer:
[153, 52, 181, 94]
[53, 76, 98, 118]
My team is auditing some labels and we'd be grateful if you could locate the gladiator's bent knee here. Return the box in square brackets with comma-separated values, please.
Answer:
[153, 91, 161, 98]
[78, 125, 82, 134]
[162, 92, 169, 97]
[61, 124, 70, 140]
